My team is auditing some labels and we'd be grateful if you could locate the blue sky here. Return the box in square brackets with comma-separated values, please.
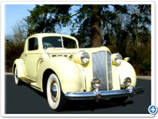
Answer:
[5, 4, 78, 36]
[5, 4, 35, 35]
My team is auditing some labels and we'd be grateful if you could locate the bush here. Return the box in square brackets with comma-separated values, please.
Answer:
[139, 61, 151, 75]
[6, 60, 14, 67]
[5, 42, 24, 71]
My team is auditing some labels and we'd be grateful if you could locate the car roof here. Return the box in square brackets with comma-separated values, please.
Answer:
[28, 33, 78, 43]
[30, 33, 72, 38]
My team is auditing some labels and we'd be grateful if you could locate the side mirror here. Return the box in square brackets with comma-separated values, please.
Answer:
[102, 40, 106, 46]
[124, 57, 130, 62]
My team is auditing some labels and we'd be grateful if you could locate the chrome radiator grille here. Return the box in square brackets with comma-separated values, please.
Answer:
[107, 52, 113, 90]
[92, 51, 113, 91]
[92, 51, 107, 90]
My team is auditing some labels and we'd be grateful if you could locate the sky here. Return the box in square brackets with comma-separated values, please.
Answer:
[5, 4, 78, 36]
[5, 4, 35, 35]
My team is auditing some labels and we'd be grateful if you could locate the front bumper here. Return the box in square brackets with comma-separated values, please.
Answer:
[65, 86, 144, 101]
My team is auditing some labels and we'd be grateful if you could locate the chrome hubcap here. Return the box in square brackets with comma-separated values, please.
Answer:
[51, 85, 57, 97]
[51, 83, 58, 102]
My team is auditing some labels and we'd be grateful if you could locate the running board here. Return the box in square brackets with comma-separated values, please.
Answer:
[30, 82, 42, 92]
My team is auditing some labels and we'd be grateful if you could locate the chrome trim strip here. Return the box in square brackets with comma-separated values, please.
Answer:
[65, 87, 145, 100]
[79, 50, 85, 52]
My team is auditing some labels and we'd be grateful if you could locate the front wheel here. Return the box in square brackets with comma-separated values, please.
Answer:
[46, 74, 66, 111]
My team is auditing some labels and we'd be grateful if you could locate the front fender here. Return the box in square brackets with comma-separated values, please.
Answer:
[36, 57, 85, 94]
[116, 60, 137, 88]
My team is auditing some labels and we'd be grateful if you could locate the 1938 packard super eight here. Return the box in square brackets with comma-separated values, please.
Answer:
[12, 33, 144, 111]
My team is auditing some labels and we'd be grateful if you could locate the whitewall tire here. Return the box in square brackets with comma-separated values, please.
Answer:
[14, 67, 20, 85]
[46, 74, 66, 111]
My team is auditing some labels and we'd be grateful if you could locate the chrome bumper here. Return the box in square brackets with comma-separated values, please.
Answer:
[65, 86, 145, 101]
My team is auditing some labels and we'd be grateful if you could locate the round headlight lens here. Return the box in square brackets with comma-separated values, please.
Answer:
[124, 77, 132, 88]
[81, 52, 89, 63]
[91, 78, 101, 89]
[114, 54, 122, 65]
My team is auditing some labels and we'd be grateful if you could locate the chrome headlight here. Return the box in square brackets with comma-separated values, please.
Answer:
[112, 53, 122, 66]
[91, 78, 101, 89]
[81, 52, 89, 63]
[124, 77, 132, 88]
[72, 52, 90, 64]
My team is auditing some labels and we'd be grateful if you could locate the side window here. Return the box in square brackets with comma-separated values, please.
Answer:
[28, 38, 38, 50]
[62, 37, 77, 48]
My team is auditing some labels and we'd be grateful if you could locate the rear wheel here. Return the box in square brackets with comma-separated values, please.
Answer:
[14, 67, 21, 85]
[46, 74, 66, 111]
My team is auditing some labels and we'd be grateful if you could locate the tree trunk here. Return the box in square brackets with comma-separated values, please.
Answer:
[91, 6, 102, 47]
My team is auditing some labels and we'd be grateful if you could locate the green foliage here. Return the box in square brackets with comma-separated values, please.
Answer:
[5, 40, 24, 71]
[25, 5, 129, 46]
[5, 41, 24, 61]
[140, 61, 151, 75]
[5, 60, 14, 67]
[103, 5, 151, 75]
[71, 5, 129, 46]
[25, 5, 72, 36]
[5, 41, 24, 71]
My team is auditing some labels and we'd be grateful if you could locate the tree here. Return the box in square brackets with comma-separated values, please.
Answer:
[126, 5, 151, 65]
[6, 20, 27, 46]
[25, 5, 72, 36]
[101, 5, 151, 58]
[25, 5, 129, 47]
[5, 20, 27, 70]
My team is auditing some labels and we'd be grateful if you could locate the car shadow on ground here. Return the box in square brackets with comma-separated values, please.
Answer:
[20, 81, 133, 112]
[19, 81, 47, 99]
[65, 98, 133, 112]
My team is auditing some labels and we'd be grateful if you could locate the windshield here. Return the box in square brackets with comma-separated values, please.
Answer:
[42, 36, 77, 48]
[42, 37, 62, 48]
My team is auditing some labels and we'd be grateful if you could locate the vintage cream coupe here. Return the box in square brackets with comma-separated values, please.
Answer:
[12, 33, 144, 111]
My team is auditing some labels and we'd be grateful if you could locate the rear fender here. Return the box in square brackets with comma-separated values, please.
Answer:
[12, 59, 25, 79]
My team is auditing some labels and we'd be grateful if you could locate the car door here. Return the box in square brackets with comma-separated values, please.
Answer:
[24, 37, 41, 81]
